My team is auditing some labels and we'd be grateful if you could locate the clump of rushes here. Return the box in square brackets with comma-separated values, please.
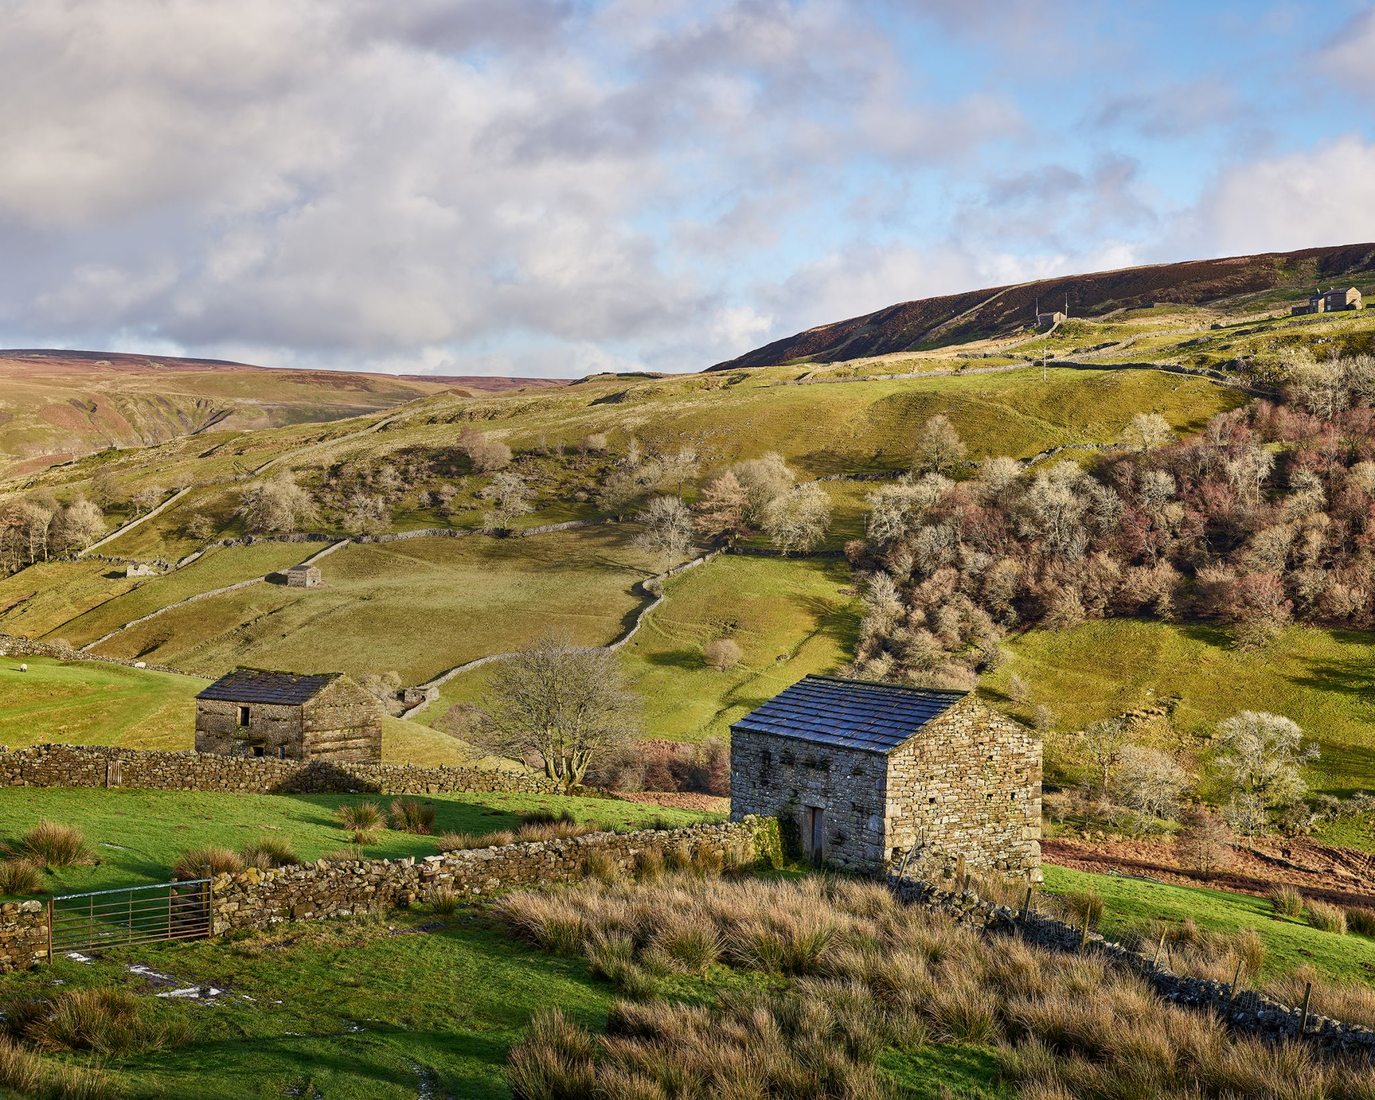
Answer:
[1346, 907, 1375, 938]
[9, 821, 94, 868]
[171, 847, 244, 881]
[239, 837, 299, 870]
[1268, 885, 1306, 919]
[337, 802, 384, 832]
[0, 860, 43, 896]
[389, 799, 436, 835]
[1306, 900, 1348, 935]
[430, 887, 459, 917]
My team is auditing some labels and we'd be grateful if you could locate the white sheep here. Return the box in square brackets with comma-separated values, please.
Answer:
[18, 663, 27, 673]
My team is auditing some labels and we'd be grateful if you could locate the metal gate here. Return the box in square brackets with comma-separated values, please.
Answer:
[48, 880, 211, 959]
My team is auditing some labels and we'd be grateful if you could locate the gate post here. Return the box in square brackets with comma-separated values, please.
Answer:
[46, 898, 53, 963]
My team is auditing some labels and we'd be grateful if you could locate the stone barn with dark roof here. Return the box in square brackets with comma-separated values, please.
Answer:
[730, 675, 1041, 880]
[195, 669, 382, 763]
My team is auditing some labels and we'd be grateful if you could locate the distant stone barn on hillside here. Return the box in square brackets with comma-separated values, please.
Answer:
[730, 675, 1041, 880]
[285, 563, 322, 588]
[195, 669, 382, 763]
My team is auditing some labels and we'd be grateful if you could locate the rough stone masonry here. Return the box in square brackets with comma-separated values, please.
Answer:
[730, 675, 1040, 879]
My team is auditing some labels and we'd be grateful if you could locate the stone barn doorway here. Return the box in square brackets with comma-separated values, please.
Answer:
[806, 807, 826, 864]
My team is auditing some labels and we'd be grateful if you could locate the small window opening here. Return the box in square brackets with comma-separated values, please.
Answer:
[252, 745, 265, 758]
[277, 745, 288, 759]
[237, 705, 250, 727]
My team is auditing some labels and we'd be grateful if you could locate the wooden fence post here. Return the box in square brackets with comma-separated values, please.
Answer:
[1019, 886, 1033, 923]
[955, 854, 966, 891]
[1299, 982, 1313, 1035]
[1225, 960, 1242, 1014]
[1151, 929, 1166, 967]
[1079, 910, 1091, 949]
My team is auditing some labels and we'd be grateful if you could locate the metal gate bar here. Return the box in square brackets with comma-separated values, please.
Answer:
[48, 879, 211, 959]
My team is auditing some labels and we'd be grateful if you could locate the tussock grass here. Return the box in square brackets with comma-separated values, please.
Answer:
[0, 859, 43, 896]
[1306, 900, 1349, 935]
[3, 986, 189, 1057]
[239, 837, 300, 870]
[388, 799, 436, 835]
[8, 821, 94, 869]
[1346, 907, 1375, 938]
[500, 873, 1375, 1100]
[1268, 885, 1306, 920]
[171, 847, 244, 881]
[336, 802, 384, 832]
[429, 887, 459, 917]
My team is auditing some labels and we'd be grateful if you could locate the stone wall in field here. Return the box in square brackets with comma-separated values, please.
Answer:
[893, 876, 1375, 1056]
[0, 632, 182, 675]
[0, 901, 47, 973]
[212, 818, 769, 934]
[0, 743, 562, 796]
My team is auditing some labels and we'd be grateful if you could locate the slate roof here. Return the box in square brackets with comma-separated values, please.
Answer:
[197, 668, 340, 706]
[731, 675, 967, 754]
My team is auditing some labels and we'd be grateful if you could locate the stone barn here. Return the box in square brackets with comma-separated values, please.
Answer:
[194, 669, 382, 763]
[285, 563, 322, 588]
[730, 675, 1041, 880]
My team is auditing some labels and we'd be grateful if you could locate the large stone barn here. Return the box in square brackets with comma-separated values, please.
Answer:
[194, 669, 382, 763]
[730, 675, 1041, 880]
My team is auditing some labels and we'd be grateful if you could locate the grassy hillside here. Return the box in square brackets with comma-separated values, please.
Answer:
[91, 528, 662, 682]
[988, 620, 1375, 797]
[713, 241, 1375, 366]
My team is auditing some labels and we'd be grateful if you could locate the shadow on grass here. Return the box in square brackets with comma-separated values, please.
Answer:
[643, 648, 702, 670]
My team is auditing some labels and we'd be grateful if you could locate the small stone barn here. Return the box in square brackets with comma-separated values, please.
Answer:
[194, 669, 382, 763]
[730, 675, 1041, 880]
[285, 563, 322, 588]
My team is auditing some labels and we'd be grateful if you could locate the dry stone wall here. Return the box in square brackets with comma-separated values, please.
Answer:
[0, 821, 767, 971]
[893, 876, 1375, 1057]
[213, 819, 765, 934]
[0, 743, 562, 795]
[0, 901, 47, 973]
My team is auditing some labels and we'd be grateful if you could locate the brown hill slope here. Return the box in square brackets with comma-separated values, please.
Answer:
[0, 350, 566, 476]
[711, 242, 1375, 368]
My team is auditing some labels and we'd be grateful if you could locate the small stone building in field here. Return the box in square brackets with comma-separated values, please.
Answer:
[194, 669, 382, 763]
[285, 563, 322, 588]
[730, 675, 1041, 880]
[1292, 287, 1364, 316]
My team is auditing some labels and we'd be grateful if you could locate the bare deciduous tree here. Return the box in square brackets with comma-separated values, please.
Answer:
[913, 414, 967, 476]
[1213, 711, 1316, 834]
[476, 638, 639, 788]
[694, 470, 750, 545]
[704, 637, 743, 671]
[761, 482, 831, 554]
[236, 475, 319, 535]
[482, 470, 533, 531]
[459, 428, 513, 472]
[635, 495, 694, 568]
[1112, 745, 1190, 832]
[1121, 412, 1175, 453]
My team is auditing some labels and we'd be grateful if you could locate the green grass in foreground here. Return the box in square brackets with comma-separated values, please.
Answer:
[991, 619, 1375, 797]
[1042, 865, 1375, 986]
[0, 786, 717, 896]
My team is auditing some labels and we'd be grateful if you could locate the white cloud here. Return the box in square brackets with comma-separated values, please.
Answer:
[1319, 9, 1375, 94]
[1181, 136, 1375, 256]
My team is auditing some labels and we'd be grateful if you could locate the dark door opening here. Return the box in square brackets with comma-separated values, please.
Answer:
[252, 745, 265, 758]
[237, 705, 250, 727]
[806, 807, 825, 865]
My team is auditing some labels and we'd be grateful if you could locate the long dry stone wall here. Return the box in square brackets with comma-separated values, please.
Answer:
[0, 743, 562, 796]
[0, 821, 768, 971]
[213, 819, 766, 934]
[893, 876, 1375, 1057]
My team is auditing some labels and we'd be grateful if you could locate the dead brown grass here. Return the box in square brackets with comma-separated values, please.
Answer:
[500, 874, 1375, 1100]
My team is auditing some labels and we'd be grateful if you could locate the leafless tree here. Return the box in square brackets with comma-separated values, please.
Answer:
[476, 638, 639, 788]
[1121, 412, 1175, 453]
[913, 414, 967, 476]
[236, 475, 319, 534]
[694, 470, 750, 545]
[482, 470, 534, 531]
[1112, 745, 1190, 832]
[704, 637, 743, 671]
[733, 452, 796, 525]
[1213, 711, 1316, 834]
[635, 495, 694, 568]
[761, 482, 831, 554]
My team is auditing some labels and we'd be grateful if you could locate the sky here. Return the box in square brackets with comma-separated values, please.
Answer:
[2, 0, 1375, 378]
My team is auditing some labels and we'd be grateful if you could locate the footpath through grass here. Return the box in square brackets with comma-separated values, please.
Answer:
[0, 786, 718, 896]
[1042, 865, 1375, 987]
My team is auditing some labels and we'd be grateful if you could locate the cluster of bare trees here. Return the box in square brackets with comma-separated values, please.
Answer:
[1058, 709, 1318, 838]
[0, 495, 106, 573]
[852, 356, 1375, 686]
[694, 452, 831, 554]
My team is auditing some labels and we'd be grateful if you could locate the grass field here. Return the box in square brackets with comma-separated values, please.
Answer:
[988, 620, 1375, 797]
[418, 554, 860, 743]
[0, 786, 717, 896]
[90, 527, 664, 682]
[0, 559, 140, 639]
[1042, 865, 1375, 987]
[51, 542, 322, 647]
